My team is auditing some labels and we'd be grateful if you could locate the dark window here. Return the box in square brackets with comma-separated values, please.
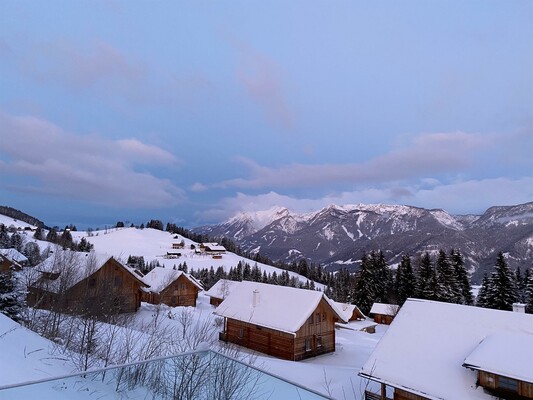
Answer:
[316, 313, 321, 324]
[305, 337, 312, 351]
[238, 328, 244, 338]
[114, 275, 122, 287]
[316, 336, 323, 348]
[498, 376, 518, 392]
[88, 278, 96, 288]
[308, 315, 314, 325]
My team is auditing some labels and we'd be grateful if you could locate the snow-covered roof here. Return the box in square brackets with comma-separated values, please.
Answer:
[331, 301, 367, 322]
[203, 244, 226, 252]
[360, 299, 533, 400]
[32, 250, 147, 293]
[463, 332, 533, 383]
[214, 281, 342, 335]
[204, 279, 241, 299]
[0, 248, 28, 263]
[143, 267, 203, 293]
[369, 302, 399, 316]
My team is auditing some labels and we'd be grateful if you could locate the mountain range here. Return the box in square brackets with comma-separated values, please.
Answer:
[194, 202, 533, 281]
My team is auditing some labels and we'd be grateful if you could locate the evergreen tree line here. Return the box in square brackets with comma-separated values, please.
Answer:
[476, 251, 533, 313]
[32, 225, 93, 253]
[189, 260, 318, 292]
[0, 205, 46, 228]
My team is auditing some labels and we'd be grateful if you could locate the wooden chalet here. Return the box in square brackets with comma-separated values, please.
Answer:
[27, 251, 148, 315]
[204, 279, 241, 306]
[0, 248, 27, 273]
[332, 301, 377, 334]
[369, 302, 400, 325]
[201, 243, 226, 255]
[172, 242, 185, 249]
[141, 267, 203, 307]
[359, 299, 533, 400]
[215, 281, 347, 361]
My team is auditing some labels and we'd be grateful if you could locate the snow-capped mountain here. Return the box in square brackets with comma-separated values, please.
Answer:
[194, 202, 533, 281]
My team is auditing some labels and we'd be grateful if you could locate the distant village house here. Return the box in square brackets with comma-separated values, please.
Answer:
[141, 267, 203, 307]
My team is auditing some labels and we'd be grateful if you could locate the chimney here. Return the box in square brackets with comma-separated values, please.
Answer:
[512, 303, 526, 313]
[252, 289, 260, 307]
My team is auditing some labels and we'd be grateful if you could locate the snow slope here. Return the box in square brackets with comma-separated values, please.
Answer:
[0, 314, 72, 386]
[72, 227, 316, 287]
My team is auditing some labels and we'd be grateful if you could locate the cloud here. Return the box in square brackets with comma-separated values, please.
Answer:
[189, 182, 208, 192]
[215, 132, 487, 189]
[0, 112, 185, 208]
[22, 40, 145, 91]
[228, 34, 293, 130]
[196, 176, 533, 223]
[12, 38, 214, 108]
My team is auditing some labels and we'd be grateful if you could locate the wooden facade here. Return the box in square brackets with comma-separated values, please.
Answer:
[0, 255, 16, 274]
[142, 274, 200, 307]
[478, 370, 533, 399]
[373, 313, 395, 325]
[27, 257, 147, 315]
[221, 297, 338, 361]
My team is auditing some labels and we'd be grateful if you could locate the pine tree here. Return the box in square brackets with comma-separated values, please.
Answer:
[396, 254, 416, 305]
[435, 249, 461, 303]
[476, 273, 491, 308]
[46, 228, 58, 243]
[0, 228, 9, 248]
[370, 251, 392, 303]
[22, 242, 41, 266]
[33, 226, 43, 241]
[525, 268, 533, 313]
[416, 252, 435, 300]
[515, 267, 527, 303]
[9, 232, 24, 252]
[450, 249, 473, 305]
[485, 252, 518, 311]
[352, 254, 375, 314]
[0, 271, 25, 322]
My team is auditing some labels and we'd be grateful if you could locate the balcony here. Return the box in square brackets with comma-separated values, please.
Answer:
[0, 349, 332, 399]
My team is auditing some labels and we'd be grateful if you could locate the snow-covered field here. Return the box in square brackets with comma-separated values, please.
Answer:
[0, 226, 386, 399]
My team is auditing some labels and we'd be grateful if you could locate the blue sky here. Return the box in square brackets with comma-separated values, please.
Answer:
[0, 1, 532, 228]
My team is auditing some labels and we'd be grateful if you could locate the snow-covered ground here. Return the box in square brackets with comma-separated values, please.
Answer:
[0, 294, 386, 399]
[0, 215, 36, 230]
[72, 227, 320, 287]
[0, 226, 387, 399]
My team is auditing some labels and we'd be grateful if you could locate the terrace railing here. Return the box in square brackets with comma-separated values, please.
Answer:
[0, 349, 332, 399]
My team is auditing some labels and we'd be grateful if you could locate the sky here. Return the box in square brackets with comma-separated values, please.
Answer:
[0, 1, 532, 229]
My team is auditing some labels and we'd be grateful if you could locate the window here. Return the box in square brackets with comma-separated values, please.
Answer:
[180, 283, 185, 290]
[114, 275, 122, 287]
[238, 328, 244, 339]
[305, 337, 312, 352]
[308, 315, 314, 325]
[498, 376, 518, 392]
[88, 278, 96, 288]
[316, 313, 321, 324]
[316, 336, 323, 348]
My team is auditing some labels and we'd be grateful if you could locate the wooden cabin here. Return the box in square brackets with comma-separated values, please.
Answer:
[205, 279, 241, 306]
[142, 267, 203, 307]
[201, 243, 226, 255]
[360, 299, 533, 400]
[463, 332, 533, 399]
[0, 254, 20, 274]
[215, 281, 346, 361]
[0, 249, 27, 273]
[369, 302, 399, 325]
[172, 242, 185, 249]
[27, 252, 148, 315]
[332, 301, 377, 334]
